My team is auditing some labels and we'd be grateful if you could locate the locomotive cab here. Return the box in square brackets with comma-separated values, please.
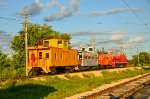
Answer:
[78, 45, 98, 70]
[81, 45, 95, 52]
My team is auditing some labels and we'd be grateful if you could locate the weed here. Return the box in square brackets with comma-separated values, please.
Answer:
[0, 68, 149, 99]
[64, 74, 71, 79]
[82, 73, 96, 78]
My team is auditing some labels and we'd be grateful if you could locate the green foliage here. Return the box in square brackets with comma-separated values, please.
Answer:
[64, 74, 71, 79]
[0, 49, 10, 71]
[129, 52, 150, 66]
[0, 67, 25, 78]
[11, 51, 26, 69]
[82, 73, 96, 78]
[0, 68, 149, 99]
[11, 23, 71, 51]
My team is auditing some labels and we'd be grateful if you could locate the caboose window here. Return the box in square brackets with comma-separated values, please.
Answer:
[54, 53, 57, 59]
[89, 48, 93, 51]
[58, 40, 62, 46]
[60, 53, 63, 59]
[39, 52, 42, 59]
[46, 53, 49, 58]
[64, 41, 68, 46]
[44, 41, 49, 46]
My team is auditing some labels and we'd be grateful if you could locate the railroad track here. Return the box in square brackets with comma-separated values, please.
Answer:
[82, 73, 150, 99]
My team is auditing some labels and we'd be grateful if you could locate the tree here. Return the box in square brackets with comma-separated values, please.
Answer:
[11, 23, 71, 68]
[0, 48, 10, 71]
[11, 23, 71, 51]
[139, 52, 150, 65]
[129, 52, 150, 66]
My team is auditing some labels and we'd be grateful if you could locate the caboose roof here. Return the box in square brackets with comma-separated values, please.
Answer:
[42, 38, 69, 41]
[28, 46, 50, 50]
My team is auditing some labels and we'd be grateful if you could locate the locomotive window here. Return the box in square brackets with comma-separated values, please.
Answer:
[58, 40, 62, 46]
[54, 53, 57, 59]
[89, 48, 93, 51]
[39, 52, 42, 59]
[79, 55, 82, 59]
[82, 48, 85, 51]
[64, 41, 68, 46]
[44, 41, 49, 46]
[46, 53, 49, 58]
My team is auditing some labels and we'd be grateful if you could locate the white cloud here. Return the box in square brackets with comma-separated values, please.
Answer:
[47, 0, 58, 8]
[110, 35, 123, 40]
[44, 0, 79, 22]
[70, 41, 80, 48]
[111, 31, 125, 34]
[127, 36, 144, 43]
[44, 1, 143, 22]
[70, 30, 125, 36]
[20, 0, 44, 16]
[79, 8, 143, 17]
[70, 0, 79, 11]
[70, 40, 90, 49]
[95, 34, 125, 45]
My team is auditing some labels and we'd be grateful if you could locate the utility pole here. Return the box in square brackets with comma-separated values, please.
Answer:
[20, 13, 31, 76]
[91, 34, 95, 51]
[91, 34, 95, 47]
[118, 43, 123, 53]
[135, 45, 141, 66]
[120, 43, 123, 53]
[137, 47, 140, 66]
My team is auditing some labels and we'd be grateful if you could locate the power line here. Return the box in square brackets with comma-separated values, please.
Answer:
[0, 34, 11, 37]
[122, 0, 150, 32]
[0, 16, 22, 22]
[72, 36, 90, 41]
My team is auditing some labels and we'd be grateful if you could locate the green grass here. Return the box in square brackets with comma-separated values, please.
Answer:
[0, 67, 25, 78]
[0, 68, 150, 99]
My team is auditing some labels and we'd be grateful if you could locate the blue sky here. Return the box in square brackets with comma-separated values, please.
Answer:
[0, 0, 150, 59]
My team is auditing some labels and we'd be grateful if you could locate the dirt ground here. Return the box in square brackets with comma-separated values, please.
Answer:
[56, 67, 141, 79]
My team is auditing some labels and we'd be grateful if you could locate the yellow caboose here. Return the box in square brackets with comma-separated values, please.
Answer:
[26, 38, 78, 76]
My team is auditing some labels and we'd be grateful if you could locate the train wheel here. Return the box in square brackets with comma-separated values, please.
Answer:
[100, 65, 104, 69]
[65, 67, 75, 73]
[78, 66, 83, 71]
[50, 67, 57, 74]
[69, 67, 75, 73]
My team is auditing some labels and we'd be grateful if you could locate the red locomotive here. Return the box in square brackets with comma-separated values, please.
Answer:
[98, 51, 128, 68]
